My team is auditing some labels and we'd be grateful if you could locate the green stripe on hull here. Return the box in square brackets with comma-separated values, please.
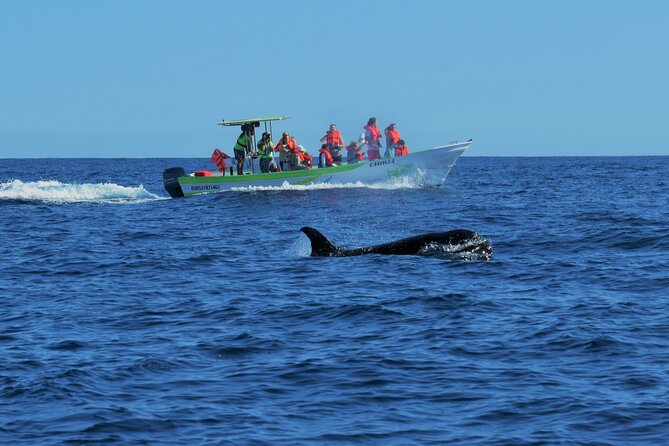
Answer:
[179, 162, 363, 185]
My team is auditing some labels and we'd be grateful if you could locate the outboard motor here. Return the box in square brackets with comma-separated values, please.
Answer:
[163, 167, 186, 198]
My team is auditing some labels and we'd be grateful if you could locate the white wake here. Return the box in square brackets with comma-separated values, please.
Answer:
[229, 177, 423, 192]
[0, 180, 164, 204]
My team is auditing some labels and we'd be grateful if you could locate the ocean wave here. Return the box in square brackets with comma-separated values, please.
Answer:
[0, 179, 163, 204]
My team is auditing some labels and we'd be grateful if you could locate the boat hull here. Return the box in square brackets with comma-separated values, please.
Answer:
[165, 141, 470, 197]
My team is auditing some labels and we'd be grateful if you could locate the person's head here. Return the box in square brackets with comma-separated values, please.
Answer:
[397, 139, 405, 146]
[349, 141, 358, 147]
[282, 131, 289, 141]
[329, 124, 337, 131]
[387, 123, 397, 130]
[262, 132, 270, 139]
[321, 144, 328, 149]
[367, 117, 377, 126]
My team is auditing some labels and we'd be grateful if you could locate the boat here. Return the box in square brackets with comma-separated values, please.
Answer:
[163, 116, 471, 198]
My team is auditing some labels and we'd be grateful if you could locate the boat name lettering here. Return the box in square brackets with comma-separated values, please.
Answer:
[369, 159, 395, 168]
[191, 185, 221, 191]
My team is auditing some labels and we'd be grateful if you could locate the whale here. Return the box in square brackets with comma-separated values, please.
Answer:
[300, 227, 492, 259]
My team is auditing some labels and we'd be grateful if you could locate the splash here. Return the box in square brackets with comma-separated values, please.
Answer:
[229, 176, 423, 192]
[0, 180, 164, 204]
[419, 236, 493, 261]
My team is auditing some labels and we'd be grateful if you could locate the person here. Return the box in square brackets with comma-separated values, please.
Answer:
[384, 123, 401, 158]
[299, 146, 313, 169]
[394, 139, 409, 157]
[232, 124, 254, 175]
[346, 140, 366, 164]
[275, 131, 296, 171]
[257, 132, 278, 173]
[363, 117, 383, 161]
[318, 144, 334, 168]
[320, 124, 344, 165]
[276, 132, 309, 171]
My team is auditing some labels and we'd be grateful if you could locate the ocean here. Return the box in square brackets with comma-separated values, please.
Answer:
[1, 156, 668, 445]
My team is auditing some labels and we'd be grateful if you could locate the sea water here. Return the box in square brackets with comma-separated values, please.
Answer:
[1, 156, 668, 445]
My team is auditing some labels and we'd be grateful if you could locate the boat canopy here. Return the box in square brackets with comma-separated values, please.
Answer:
[217, 115, 291, 127]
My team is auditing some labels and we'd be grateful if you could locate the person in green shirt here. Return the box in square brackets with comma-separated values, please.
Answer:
[257, 132, 278, 173]
[233, 125, 254, 175]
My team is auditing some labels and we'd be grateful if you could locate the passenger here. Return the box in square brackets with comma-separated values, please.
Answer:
[257, 132, 278, 173]
[363, 117, 383, 161]
[384, 123, 401, 158]
[233, 124, 254, 175]
[276, 131, 297, 171]
[318, 144, 335, 168]
[320, 124, 344, 165]
[346, 140, 366, 164]
[296, 145, 312, 169]
[394, 139, 409, 157]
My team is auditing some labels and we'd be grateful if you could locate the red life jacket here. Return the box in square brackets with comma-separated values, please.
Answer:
[346, 144, 365, 161]
[210, 149, 230, 172]
[319, 148, 334, 166]
[386, 129, 400, 145]
[394, 145, 409, 157]
[302, 152, 313, 168]
[277, 138, 298, 154]
[364, 125, 382, 142]
[324, 130, 342, 146]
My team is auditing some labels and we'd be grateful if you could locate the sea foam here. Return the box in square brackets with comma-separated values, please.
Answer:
[0, 179, 163, 204]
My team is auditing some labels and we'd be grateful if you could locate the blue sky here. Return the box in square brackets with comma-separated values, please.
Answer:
[1, 0, 667, 157]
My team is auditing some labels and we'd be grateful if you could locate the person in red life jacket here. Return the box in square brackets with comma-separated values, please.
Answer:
[275, 131, 298, 171]
[210, 148, 231, 175]
[394, 139, 409, 157]
[346, 140, 366, 164]
[384, 123, 401, 159]
[298, 145, 313, 169]
[363, 117, 383, 161]
[320, 124, 344, 165]
[318, 144, 335, 168]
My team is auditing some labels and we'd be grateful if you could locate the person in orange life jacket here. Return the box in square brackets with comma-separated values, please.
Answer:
[394, 139, 409, 157]
[320, 124, 344, 165]
[296, 145, 312, 169]
[384, 123, 401, 159]
[233, 124, 254, 175]
[363, 117, 383, 161]
[318, 144, 335, 168]
[275, 131, 297, 171]
[346, 140, 366, 164]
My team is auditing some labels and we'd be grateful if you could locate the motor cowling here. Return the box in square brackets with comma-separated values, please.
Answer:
[163, 167, 186, 198]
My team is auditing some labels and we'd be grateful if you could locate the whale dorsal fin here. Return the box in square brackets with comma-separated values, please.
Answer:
[300, 227, 339, 256]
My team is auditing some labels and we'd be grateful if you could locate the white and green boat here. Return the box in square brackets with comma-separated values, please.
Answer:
[163, 116, 471, 198]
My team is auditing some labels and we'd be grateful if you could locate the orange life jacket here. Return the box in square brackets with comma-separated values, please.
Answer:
[346, 144, 365, 161]
[386, 129, 400, 145]
[324, 130, 342, 146]
[394, 145, 409, 157]
[302, 152, 313, 168]
[319, 148, 334, 166]
[210, 149, 230, 172]
[364, 125, 382, 143]
[276, 138, 298, 154]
